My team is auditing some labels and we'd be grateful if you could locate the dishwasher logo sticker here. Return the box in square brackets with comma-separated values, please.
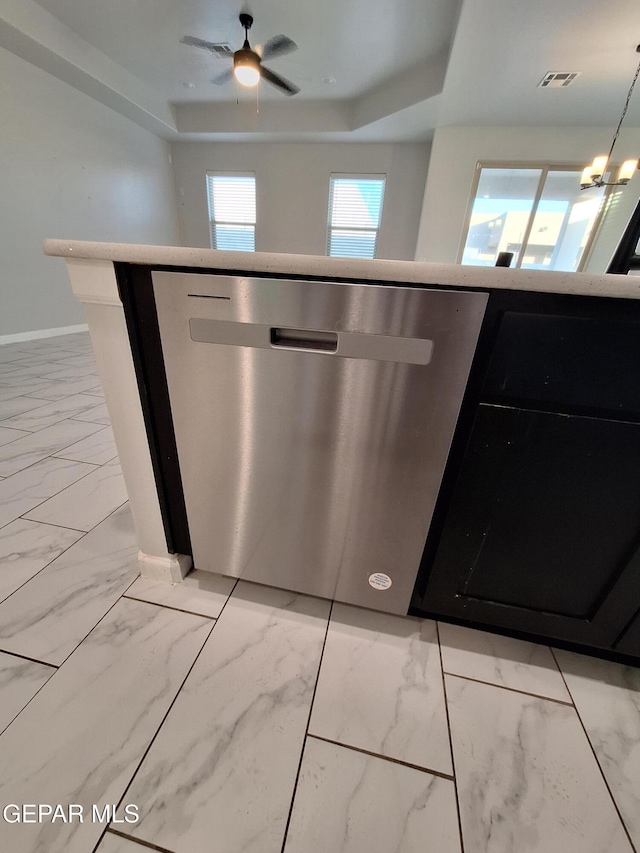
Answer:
[368, 573, 392, 591]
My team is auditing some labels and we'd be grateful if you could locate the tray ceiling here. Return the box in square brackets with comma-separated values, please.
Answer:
[0, 0, 639, 141]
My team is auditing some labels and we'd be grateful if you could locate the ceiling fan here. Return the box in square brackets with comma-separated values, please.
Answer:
[181, 13, 300, 96]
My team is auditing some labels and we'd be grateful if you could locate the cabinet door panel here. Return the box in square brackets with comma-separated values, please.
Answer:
[421, 405, 640, 648]
[483, 312, 640, 414]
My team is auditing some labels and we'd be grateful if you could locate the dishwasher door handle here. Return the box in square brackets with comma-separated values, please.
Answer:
[190, 318, 433, 365]
[271, 327, 338, 352]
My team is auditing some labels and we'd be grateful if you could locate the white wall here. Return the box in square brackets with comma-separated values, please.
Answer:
[171, 142, 431, 261]
[415, 126, 640, 272]
[0, 46, 180, 338]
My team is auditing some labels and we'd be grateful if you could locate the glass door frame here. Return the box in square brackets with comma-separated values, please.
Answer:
[457, 161, 615, 271]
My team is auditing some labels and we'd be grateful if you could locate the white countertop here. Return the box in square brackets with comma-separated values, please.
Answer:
[43, 239, 640, 300]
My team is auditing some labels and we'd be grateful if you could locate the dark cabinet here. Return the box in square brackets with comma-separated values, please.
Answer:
[420, 404, 640, 650]
[417, 294, 640, 658]
[483, 311, 640, 414]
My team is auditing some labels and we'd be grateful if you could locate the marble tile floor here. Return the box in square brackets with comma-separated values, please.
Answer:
[0, 332, 638, 853]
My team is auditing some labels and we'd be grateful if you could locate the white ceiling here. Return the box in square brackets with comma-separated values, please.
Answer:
[31, 0, 459, 102]
[2, 0, 640, 141]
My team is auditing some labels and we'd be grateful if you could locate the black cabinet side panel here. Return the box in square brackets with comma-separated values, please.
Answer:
[115, 263, 192, 556]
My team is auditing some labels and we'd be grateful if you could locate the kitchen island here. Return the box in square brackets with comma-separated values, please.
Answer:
[44, 239, 640, 663]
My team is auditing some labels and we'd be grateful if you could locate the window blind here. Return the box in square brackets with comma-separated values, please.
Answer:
[327, 175, 386, 259]
[206, 173, 256, 252]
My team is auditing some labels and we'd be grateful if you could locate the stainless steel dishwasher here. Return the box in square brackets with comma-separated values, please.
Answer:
[153, 272, 487, 614]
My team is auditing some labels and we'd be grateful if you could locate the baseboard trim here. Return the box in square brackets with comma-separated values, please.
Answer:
[0, 324, 89, 346]
[138, 551, 192, 583]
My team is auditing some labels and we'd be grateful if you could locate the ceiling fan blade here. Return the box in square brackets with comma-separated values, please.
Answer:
[260, 65, 300, 96]
[212, 67, 234, 86]
[261, 35, 297, 61]
[181, 35, 223, 53]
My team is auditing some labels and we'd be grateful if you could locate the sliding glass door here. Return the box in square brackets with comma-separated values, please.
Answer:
[460, 165, 608, 271]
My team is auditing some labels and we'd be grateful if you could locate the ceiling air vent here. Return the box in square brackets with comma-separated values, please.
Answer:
[538, 71, 581, 88]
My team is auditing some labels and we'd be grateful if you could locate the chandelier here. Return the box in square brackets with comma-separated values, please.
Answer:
[581, 46, 640, 190]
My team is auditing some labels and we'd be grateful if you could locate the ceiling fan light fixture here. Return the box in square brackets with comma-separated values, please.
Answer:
[234, 50, 260, 87]
[182, 13, 299, 96]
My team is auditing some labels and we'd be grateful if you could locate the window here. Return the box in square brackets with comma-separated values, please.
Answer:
[460, 164, 609, 272]
[327, 175, 386, 259]
[206, 172, 256, 251]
